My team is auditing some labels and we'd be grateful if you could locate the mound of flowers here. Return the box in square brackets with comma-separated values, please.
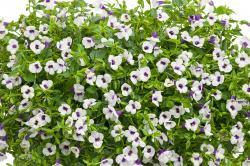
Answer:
[0, 0, 249, 165]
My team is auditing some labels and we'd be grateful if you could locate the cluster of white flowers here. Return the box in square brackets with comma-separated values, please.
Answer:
[0, 0, 249, 165]
[230, 122, 246, 158]
[0, 125, 8, 162]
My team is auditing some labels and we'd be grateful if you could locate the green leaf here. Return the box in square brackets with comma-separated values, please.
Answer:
[215, 6, 234, 15]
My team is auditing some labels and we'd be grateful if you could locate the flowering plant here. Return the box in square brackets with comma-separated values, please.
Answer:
[0, 0, 250, 165]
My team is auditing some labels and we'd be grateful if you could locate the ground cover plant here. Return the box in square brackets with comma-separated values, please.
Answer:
[0, 0, 250, 165]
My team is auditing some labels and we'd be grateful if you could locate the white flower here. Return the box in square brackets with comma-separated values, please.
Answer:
[58, 103, 72, 116]
[115, 154, 131, 165]
[29, 62, 42, 73]
[121, 83, 132, 96]
[185, 118, 200, 132]
[155, 132, 168, 145]
[130, 70, 140, 84]
[207, 13, 217, 25]
[211, 90, 222, 100]
[178, 51, 193, 65]
[139, 67, 151, 82]
[59, 141, 71, 156]
[218, 58, 232, 73]
[189, 64, 203, 78]
[122, 49, 134, 65]
[181, 31, 192, 42]
[235, 52, 250, 68]
[74, 16, 86, 26]
[210, 71, 224, 86]
[158, 150, 173, 164]
[1, 74, 15, 89]
[201, 72, 211, 85]
[152, 91, 162, 107]
[75, 118, 88, 136]
[83, 98, 96, 109]
[164, 121, 176, 130]
[164, 78, 174, 87]
[7, 54, 17, 68]
[208, 35, 220, 46]
[107, 16, 119, 28]
[153, 46, 163, 57]
[111, 125, 123, 138]
[20, 138, 29, 150]
[82, 37, 95, 48]
[199, 101, 211, 121]
[42, 0, 56, 10]
[242, 84, 250, 95]
[115, 24, 133, 41]
[230, 129, 244, 145]
[191, 153, 203, 166]
[96, 74, 112, 89]
[21, 85, 35, 99]
[0, 152, 7, 162]
[45, 60, 58, 75]
[132, 136, 145, 148]
[124, 126, 139, 142]
[39, 24, 49, 34]
[123, 146, 138, 162]
[121, 13, 131, 22]
[226, 99, 242, 119]
[125, 100, 141, 114]
[191, 81, 203, 94]
[7, 39, 19, 54]
[170, 105, 185, 118]
[212, 48, 225, 61]
[57, 37, 72, 51]
[73, 84, 85, 102]
[100, 158, 113, 166]
[204, 123, 213, 136]
[142, 41, 154, 53]
[159, 111, 172, 125]
[85, 69, 96, 85]
[156, 58, 170, 73]
[88, 131, 104, 149]
[104, 90, 120, 106]
[42, 143, 56, 156]
[72, 108, 86, 120]
[71, 146, 80, 158]
[239, 36, 250, 48]
[157, 9, 169, 22]
[18, 98, 31, 110]
[103, 105, 119, 122]
[108, 54, 122, 70]
[143, 145, 155, 159]
[0, 25, 8, 39]
[30, 40, 45, 54]
[56, 58, 67, 73]
[40, 80, 53, 90]
[176, 78, 188, 93]
[192, 36, 205, 48]
[166, 27, 179, 39]
[24, 26, 39, 40]
[171, 59, 185, 75]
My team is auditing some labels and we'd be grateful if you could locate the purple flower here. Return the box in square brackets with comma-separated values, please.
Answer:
[231, 96, 236, 100]
[116, 110, 123, 116]
[188, 15, 202, 23]
[221, 20, 227, 26]
[209, 36, 216, 44]
[209, 1, 214, 6]
[152, 32, 158, 38]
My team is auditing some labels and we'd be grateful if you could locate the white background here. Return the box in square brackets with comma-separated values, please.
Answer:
[0, 0, 249, 165]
